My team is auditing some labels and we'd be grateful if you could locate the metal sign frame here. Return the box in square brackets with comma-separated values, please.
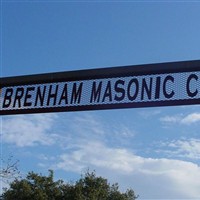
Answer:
[1, 60, 200, 115]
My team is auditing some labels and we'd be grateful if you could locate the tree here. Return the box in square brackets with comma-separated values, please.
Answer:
[0, 156, 21, 183]
[2, 170, 138, 200]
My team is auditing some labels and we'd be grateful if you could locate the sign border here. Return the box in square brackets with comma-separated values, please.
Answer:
[1, 60, 200, 115]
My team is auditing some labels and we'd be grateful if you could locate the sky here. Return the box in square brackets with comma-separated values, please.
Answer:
[1, 1, 200, 199]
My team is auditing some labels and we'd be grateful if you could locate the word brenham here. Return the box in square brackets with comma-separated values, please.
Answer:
[1, 72, 200, 111]
[3, 83, 83, 109]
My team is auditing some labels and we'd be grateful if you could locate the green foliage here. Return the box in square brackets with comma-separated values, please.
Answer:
[2, 170, 62, 200]
[2, 170, 138, 200]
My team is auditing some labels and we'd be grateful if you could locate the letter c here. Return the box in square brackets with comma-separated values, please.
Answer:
[163, 75, 175, 99]
[186, 74, 198, 97]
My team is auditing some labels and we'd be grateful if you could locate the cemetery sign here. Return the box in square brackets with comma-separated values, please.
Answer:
[1, 60, 200, 115]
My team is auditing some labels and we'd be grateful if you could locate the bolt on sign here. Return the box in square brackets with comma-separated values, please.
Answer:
[0, 60, 200, 115]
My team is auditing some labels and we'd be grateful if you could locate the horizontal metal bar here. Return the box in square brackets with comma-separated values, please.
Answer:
[1, 60, 200, 87]
[1, 60, 200, 115]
